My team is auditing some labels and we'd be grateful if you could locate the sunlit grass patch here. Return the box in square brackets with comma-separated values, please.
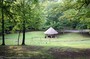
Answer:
[0, 31, 90, 49]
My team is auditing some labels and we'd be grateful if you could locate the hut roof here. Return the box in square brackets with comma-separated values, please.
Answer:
[44, 27, 58, 35]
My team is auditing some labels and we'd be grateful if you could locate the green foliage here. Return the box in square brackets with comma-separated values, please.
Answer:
[14, 0, 43, 31]
[0, 0, 45, 33]
[0, 0, 16, 34]
[0, 0, 90, 33]
[42, 0, 90, 30]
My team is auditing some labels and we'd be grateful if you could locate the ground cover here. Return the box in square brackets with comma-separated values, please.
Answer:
[0, 31, 90, 48]
[0, 31, 90, 59]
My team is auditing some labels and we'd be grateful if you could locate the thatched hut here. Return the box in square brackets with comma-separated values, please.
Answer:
[44, 27, 58, 38]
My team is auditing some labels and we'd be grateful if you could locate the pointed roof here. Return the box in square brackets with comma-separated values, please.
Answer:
[44, 27, 58, 35]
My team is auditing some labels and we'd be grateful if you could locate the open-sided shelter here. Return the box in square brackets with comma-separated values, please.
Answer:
[44, 27, 58, 38]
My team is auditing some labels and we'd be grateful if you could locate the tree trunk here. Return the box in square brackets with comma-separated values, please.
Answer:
[22, 20, 25, 45]
[1, 0, 5, 45]
[17, 30, 21, 45]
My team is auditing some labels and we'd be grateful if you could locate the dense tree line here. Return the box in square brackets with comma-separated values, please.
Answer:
[0, 0, 90, 32]
[41, 0, 90, 30]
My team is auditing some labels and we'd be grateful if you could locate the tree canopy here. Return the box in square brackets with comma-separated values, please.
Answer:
[0, 0, 90, 33]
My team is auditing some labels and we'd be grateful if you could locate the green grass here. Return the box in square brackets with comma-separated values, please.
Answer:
[0, 31, 90, 49]
[0, 32, 90, 59]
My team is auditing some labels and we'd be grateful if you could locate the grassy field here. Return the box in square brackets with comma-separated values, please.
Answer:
[0, 31, 90, 49]
[0, 31, 90, 59]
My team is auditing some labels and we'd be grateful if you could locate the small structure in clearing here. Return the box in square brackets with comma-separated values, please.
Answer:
[44, 27, 58, 38]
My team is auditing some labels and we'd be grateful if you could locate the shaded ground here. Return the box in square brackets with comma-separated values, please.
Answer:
[0, 46, 90, 59]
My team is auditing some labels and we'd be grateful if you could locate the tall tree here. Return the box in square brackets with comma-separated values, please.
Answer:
[0, 0, 15, 45]
[22, 0, 25, 45]
[13, 0, 40, 45]
[1, 0, 5, 45]
[21, 0, 39, 45]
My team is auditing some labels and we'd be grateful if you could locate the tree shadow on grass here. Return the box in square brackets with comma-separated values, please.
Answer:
[0, 46, 90, 59]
